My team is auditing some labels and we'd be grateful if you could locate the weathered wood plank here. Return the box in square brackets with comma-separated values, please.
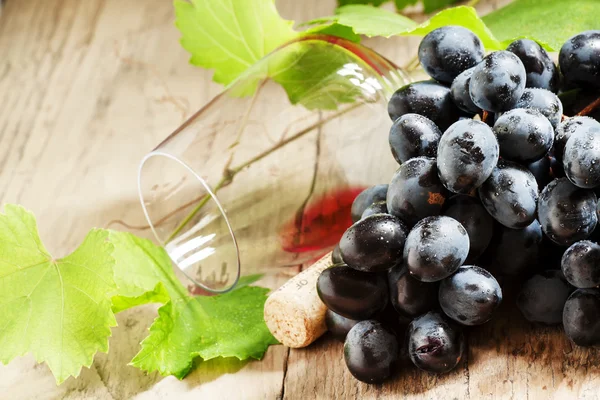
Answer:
[2, 0, 600, 399]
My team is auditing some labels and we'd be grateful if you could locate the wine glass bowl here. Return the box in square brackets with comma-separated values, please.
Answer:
[138, 35, 411, 293]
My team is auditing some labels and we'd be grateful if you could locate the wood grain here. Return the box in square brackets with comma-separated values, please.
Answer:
[1, 0, 599, 399]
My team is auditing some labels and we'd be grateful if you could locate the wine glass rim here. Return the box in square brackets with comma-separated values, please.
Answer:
[137, 150, 241, 294]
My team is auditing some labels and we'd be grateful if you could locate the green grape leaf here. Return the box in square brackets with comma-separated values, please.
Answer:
[111, 282, 170, 314]
[269, 41, 366, 110]
[229, 35, 377, 110]
[483, 0, 600, 51]
[131, 286, 278, 378]
[333, 5, 417, 37]
[323, 1, 598, 52]
[174, 0, 297, 86]
[0, 205, 116, 384]
[107, 231, 277, 378]
[304, 23, 362, 43]
[336, 0, 458, 13]
[174, 0, 366, 110]
[307, 6, 502, 49]
[108, 231, 186, 307]
[422, 0, 460, 13]
[408, 6, 503, 50]
[394, 0, 419, 11]
[108, 230, 180, 313]
[338, 0, 389, 6]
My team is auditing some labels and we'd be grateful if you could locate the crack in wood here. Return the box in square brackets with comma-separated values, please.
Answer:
[464, 331, 470, 399]
[279, 347, 291, 400]
[526, 370, 530, 400]
[94, 364, 117, 400]
[280, 113, 322, 399]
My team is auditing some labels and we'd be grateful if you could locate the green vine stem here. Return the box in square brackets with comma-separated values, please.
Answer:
[404, 55, 420, 72]
[112, 94, 600, 238]
[164, 102, 363, 243]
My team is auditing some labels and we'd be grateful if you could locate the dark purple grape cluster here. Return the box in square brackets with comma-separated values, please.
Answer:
[317, 27, 600, 384]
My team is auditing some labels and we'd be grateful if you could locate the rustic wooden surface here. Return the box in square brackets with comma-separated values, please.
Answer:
[1, 0, 600, 399]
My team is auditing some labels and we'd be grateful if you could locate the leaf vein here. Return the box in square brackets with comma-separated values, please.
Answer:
[186, 4, 252, 68]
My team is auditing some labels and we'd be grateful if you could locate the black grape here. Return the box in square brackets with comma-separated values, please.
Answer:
[326, 309, 361, 341]
[526, 156, 555, 190]
[418, 26, 484, 84]
[439, 265, 502, 326]
[561, 240, 600, 288]
[563, 289, 600, 346]
[513, 88, 563, 128]
[517, 270, 573, 325]
[559, 31, 600, 89]
[450, 67, 479, 114]
[484, 220, 542, 277]
[317, 265, 388, 320]
[344, 320, 399, 383]
[332, 243, 344, 264]
[554, 117, 600, 163]
[361, 201, 388, 220]
[404, 216, 469, 282]
[478, 159, 539, 229]
[388, 264, 438, 318]
[350, 184, 388, 222]
[538, 178, 598, 246]
[387, 157, 448, 226]
[388, 81, 462, 131]
[550, 154, 566, 179]
[407, 311, 464, 374]
[339, 214, 407, 272]
[563, 127, 600, 188]
[443, 195, 493, 262]
[389, 113, 442, 164]
[469, 51, 526, 112]
[493, 108, 554, 162]
[436, 119, 499, 194]
[506, 38, 559, 93]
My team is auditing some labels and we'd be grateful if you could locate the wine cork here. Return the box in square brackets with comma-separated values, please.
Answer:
[264, 252, 333, 348]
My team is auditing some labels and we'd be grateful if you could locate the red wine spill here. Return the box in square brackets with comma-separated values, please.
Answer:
[279, 187, 366, 253]
[187, 187, 365, 295]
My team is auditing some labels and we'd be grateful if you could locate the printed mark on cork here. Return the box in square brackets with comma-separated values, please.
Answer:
[296, 279, 309, 290]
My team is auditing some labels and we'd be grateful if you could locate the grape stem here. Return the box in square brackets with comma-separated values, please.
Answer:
[481, 111, 489, 123]
[164, 102, 363, 243]
[576, 96, 600, 117]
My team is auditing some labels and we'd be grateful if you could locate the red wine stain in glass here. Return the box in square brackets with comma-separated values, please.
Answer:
[187, 263, 229, 296]
[188, 285, 218, 296]
[279, 187, 366, 253]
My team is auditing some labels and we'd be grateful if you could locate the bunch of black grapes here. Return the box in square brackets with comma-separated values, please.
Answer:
[317, 28, 600, 384]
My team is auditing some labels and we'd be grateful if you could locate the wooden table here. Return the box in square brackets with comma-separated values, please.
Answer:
[1, 0, 599, 398]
